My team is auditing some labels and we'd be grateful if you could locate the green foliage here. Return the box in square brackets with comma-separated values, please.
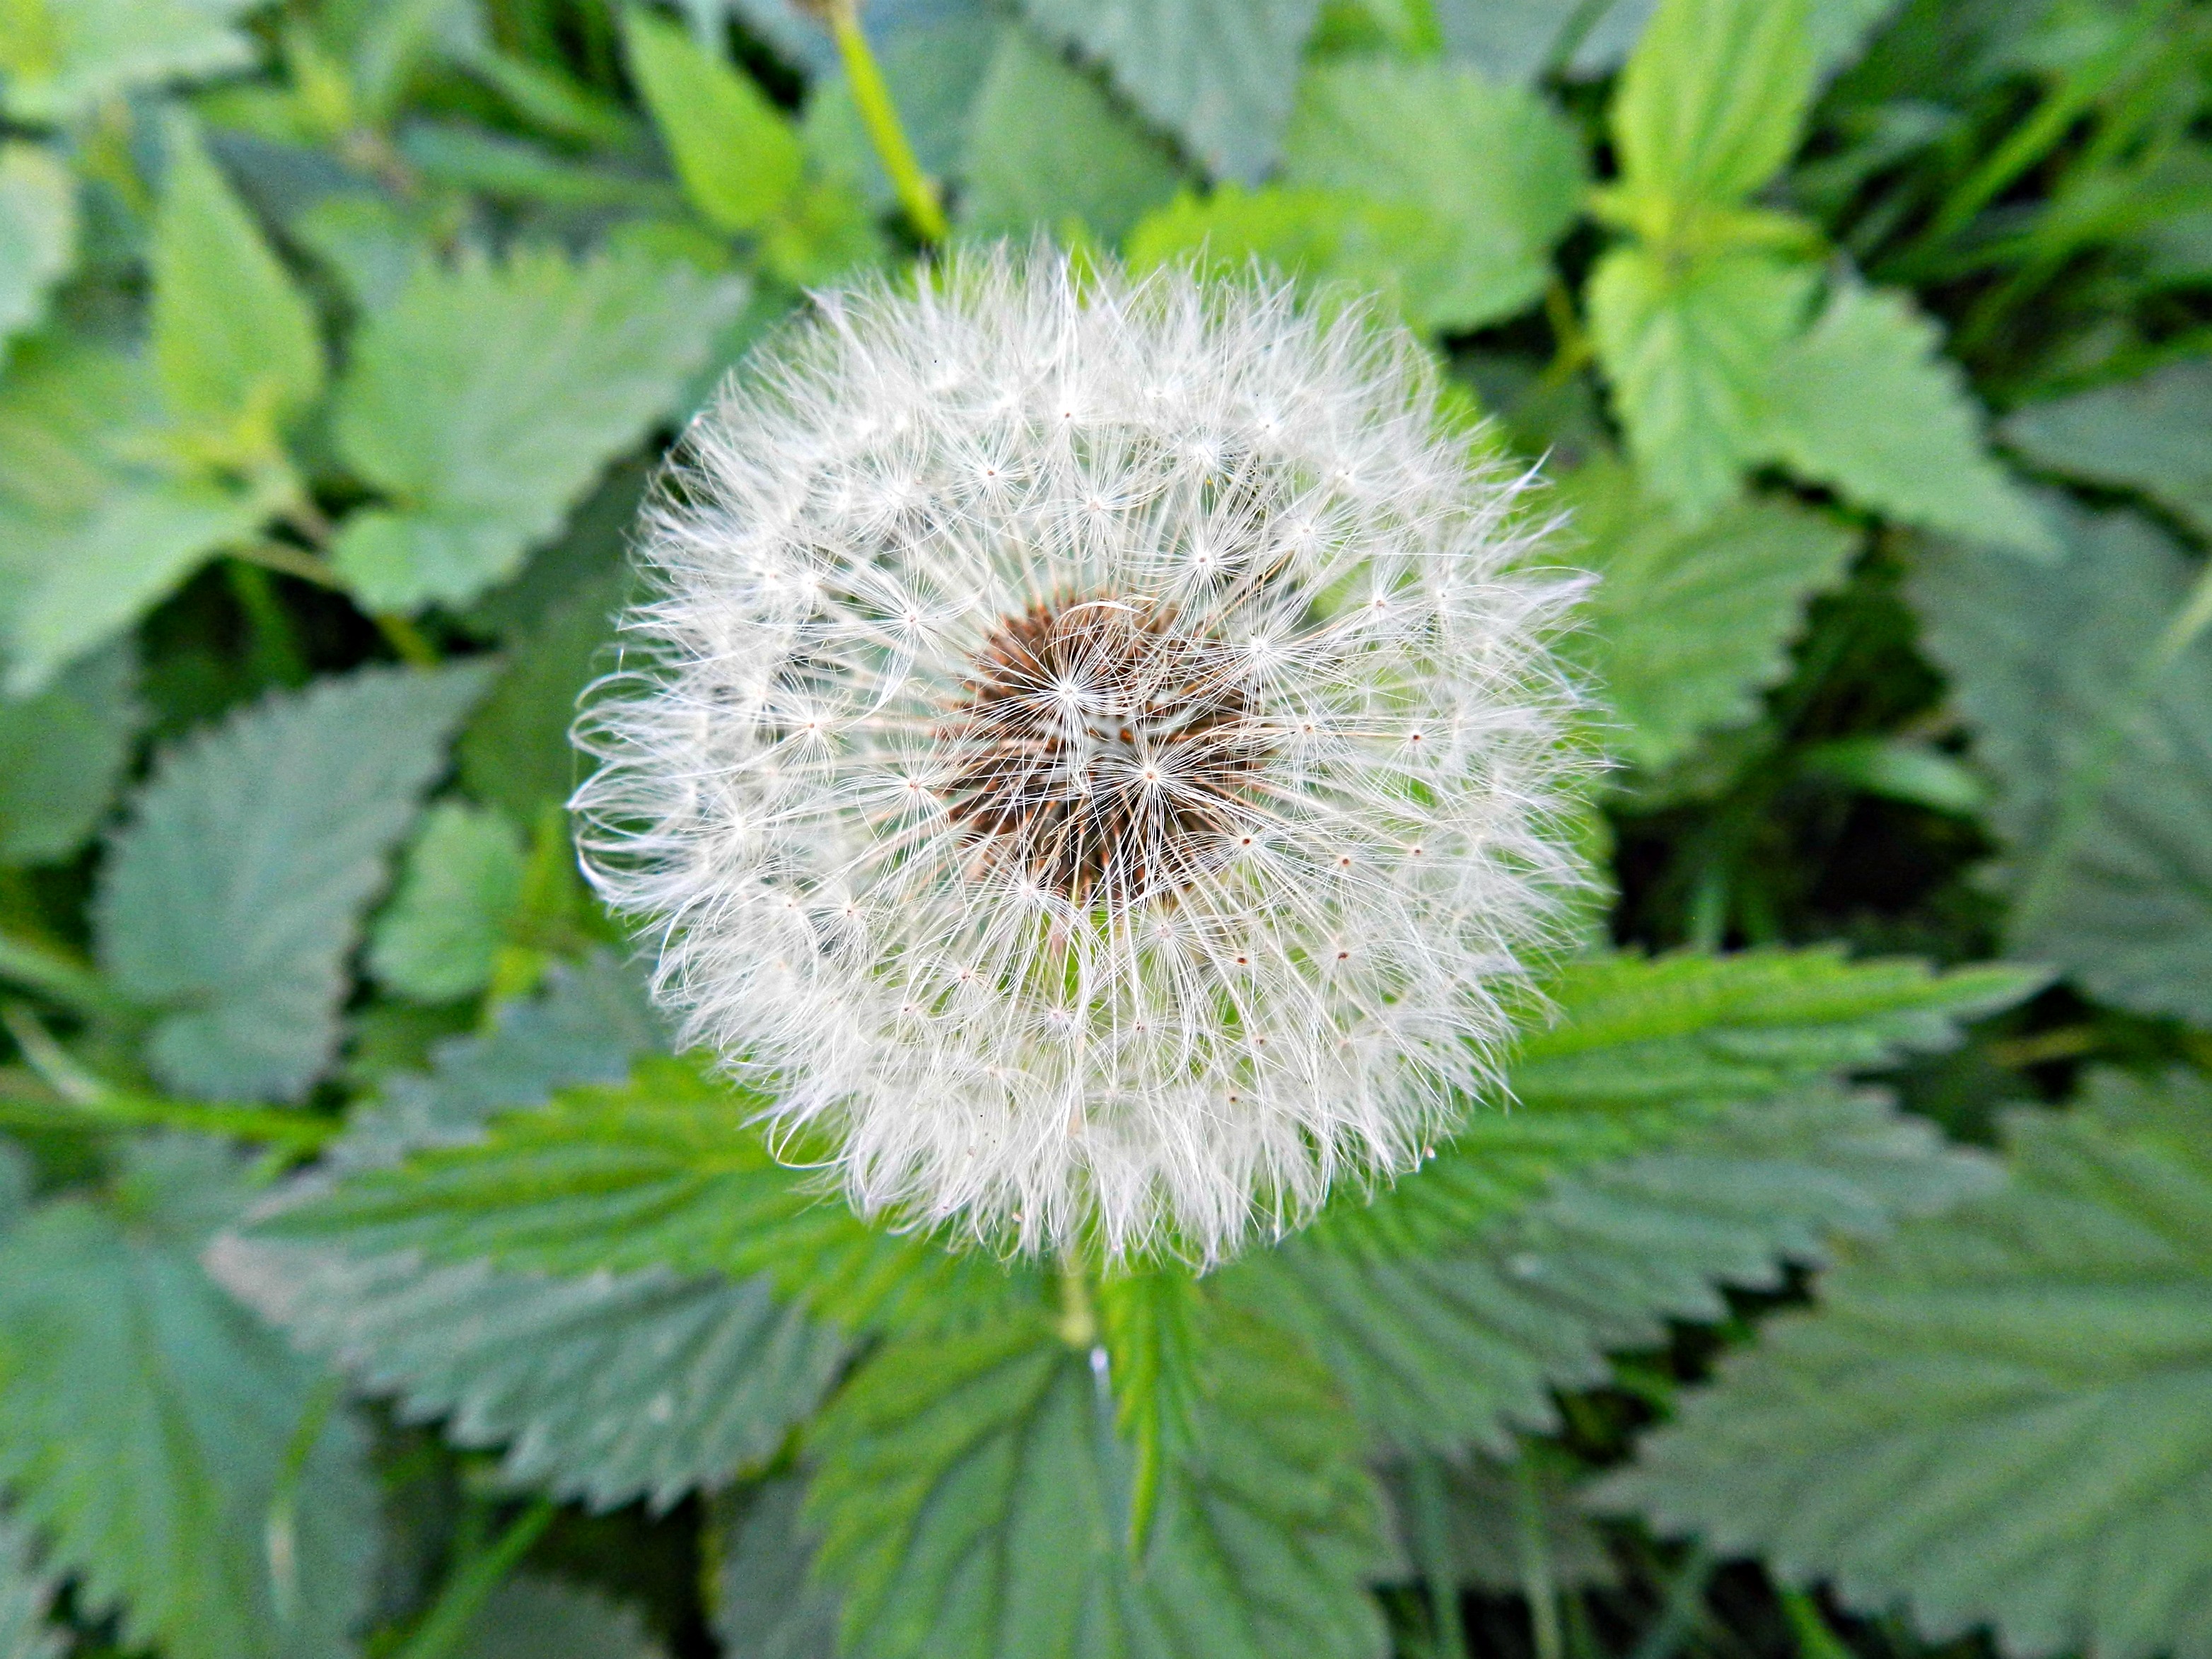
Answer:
[0, 143, 74, 351]
[0, 1510, 63, 1659]
[0, 0, 257, 122]
[2001, 358, 2212, 540]
[0, 638, 137, 863]
[711, 1477, 841, 1659]
[1124, 184, 1430, 309]
[0, 1138, 377, 1659]
[1020, 0, 1323, 183]
[1279, 59, 1585, 332]
[330, 247, 744, 612]
[1560, 458, 1859, 771]
[457, 1576, 665, 1659]
[621, 6, 802, 236]
[804, 1296, 1389, 1659]
[369, 801, 528, 1003]
[1911, 502, 2212, 1024]
[93, 664, 489, 1099]
[1601, 1071, 2212, 1659]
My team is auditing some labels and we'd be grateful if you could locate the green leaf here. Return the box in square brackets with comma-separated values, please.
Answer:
[0, 637, 139, 863]
[255, 1054, 1036, 1331]
[1999, 357, 2212, 541]
[1019, 0, 1324, 184]
[1609, 0, 1813, 214]
[1123, 184, 1431, 312]
[149, 115, 324, 462]
[1599, 1070, 2212, 1659]
[1242, 1084, 1996, 1456]
[1756, 281, 2056, 557]
[1910, 501, 2212, 1024]
[0, 0, 257, 123]
[0, 142, 74, 351]
[368, 801, 528, 1002]
[93, 663, 490, 1100]
[957, 26, 1183, 245]
[804, 1295, 1389, 1659]
[0, 333, 272, 696]
[1560, 458, 1858, 772]
[710, 1477, 842, 1659]
[0, 1509, 64, 1659]
[330, 245, 745, 612]
[0, 1138, 378, 1659]
[1587, 247, 1813, 520]
[621, 6, 802, 236]
[1379, 1451, 1615, 1599]
[214, 1240, 846, 1514]
[1279, 58, 1585, 334]
[457, 1575, 665, 1659]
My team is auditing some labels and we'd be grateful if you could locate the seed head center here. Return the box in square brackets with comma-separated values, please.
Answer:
[940, 596, 1267, 908]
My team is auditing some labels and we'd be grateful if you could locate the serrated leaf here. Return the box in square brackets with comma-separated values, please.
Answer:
[0, 1138, 377, 1659]
[0, 332, 272, 696]
[94, 663, 489, 1100]
[216, 1241, 845, 1514]
[0, 637, 139, 863]
[330, 246, 744, 612]
[255, 1054, 1037, 1331]
[1020, 0, 1322, 184]
[457, 1573, 664, 1659]
[368, 801, 527, 1002]
[1548, 0, 1901, 82]
[1376, 1451, 1615, 1596]
[1561, 458, 1858, 771]
[0, 1510, 63, 1659]
[1238, 1085, 1996, 1456]
[0, 143, 74, 351]
[1599, 1070, 2212, 1659]
[1587, 248, 1813, 520]
[711, 1477, 842, 1659]
[957, 26, 1182, 244]
[1123, 185, 1432, 313]
[150, 115, 323, 461]
[1999, 356, 2212, 540]
[0, 0, 257, 123]
[1911, 501, 2212, 1023]
[1279, 58, 1584, 334]
[1757, 281, 2056, 557]
[622, 6, 802, 236]
[805, 1296, 1388, 1659]
[1609, 0, 1813, 213]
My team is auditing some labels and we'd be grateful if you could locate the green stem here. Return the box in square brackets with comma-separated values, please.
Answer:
[395, 1499, 557, 1659]
[826, 0, 949, 243]
[267, 1373, 346, 1629]
[0, 930, 123, 1020]
[233, 540, 347, 590]
[1406, 1455, 1471, 1659]
[1056, 1262, 1098, 1348]
[1781, 1589, 1856, 1659]
[377, 612, 442, 668]
[226, 561, 310, 687]
[1629, 1544, 1713, 1659]
[1514, 1456, 1564, 1659]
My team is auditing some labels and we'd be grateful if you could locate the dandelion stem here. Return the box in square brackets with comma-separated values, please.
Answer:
[823, 0, 949, 244]
[377, 611, 442, 667]
[1056, 1262, 1099, 1347]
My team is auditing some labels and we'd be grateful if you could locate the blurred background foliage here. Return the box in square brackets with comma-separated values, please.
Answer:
[1, 0, 2210, 1655]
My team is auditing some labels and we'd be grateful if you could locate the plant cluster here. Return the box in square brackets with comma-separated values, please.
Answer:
[0, 0, 2208, 1656]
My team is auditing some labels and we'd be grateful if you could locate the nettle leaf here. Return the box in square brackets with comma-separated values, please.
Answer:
[0, 1509, 64, 1659]
[1123, 185, 1433, 315]
[957, 26, 1183, 245]
[622, 6, 801, 235]
[255, 1054, 1037, 1331]
[330, 245, 745, 612]
[368, 801, 528, 1003]
[94, 663, 489, 1100]
[0, 637, 139, 863]
[1911, 501, 2212, 1024]
[805, 1294, 1389, 1659]
[1757, 281, 2055, 557]
[458, 1573, 665, 1659]
[0, 1139, 378, 1659]
[217, 1240, 846, 1515]
[1019, 0, 1323, 184]
[1587, 248, 1813, 520]
[711, 1477, 842, 1659]
[1600, 1070, 2212, 1659]
[1279, 58, 1585, 334]
[1560, 457, 1858, 772]
[1376, 1451, 1615, 1597]
[0, 0, 257, 124]
[0, 332, 272, 697]
[1609, 0, 1812, 213]
[150, 115, 324, 463]
[2000, 356, 2212, 541]
[0, 142, 75, 351]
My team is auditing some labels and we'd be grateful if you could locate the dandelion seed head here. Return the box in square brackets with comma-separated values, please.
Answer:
[574, 248, 1593, 1265]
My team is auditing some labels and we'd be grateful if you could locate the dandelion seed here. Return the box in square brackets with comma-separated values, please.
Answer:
[574, 247, 1592, 1265]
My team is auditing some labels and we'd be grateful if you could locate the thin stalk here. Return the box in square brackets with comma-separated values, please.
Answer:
[395, 1499, 557, 1659]
[377, 611, 443, 668]
[1629, 1544, 1714, 1659]
[824, 0, 949, 243]
[0, 929, 123, 1019]
[1780, 1589, 1856, 1659]
[1406, 1455, 1471, 1659]
[1515, 1456, 1564, 1659]
[232, 540, 347, 590]
[226, 561, 310, 687]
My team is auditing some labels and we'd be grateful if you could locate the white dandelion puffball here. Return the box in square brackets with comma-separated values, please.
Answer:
[575, 249, 1591, 1265]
